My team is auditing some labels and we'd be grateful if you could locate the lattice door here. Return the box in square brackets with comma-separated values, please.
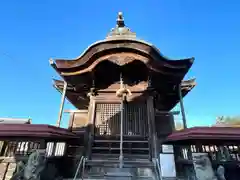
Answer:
[94, 102, 148, 137]
[95, 103, 121, 136]
[124, 103, 148, 137]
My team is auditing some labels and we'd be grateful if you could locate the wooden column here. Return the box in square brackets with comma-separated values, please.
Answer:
[39, 139, 47, 149]
[86, 96, 96, 159]
[178, 84, 187, 129]
[56, 81, 67, 127]
[147, 96, 157, 160]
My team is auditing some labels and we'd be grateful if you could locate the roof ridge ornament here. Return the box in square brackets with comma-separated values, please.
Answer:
[117, 12, 125, 27]
[106, 12, 136, 39]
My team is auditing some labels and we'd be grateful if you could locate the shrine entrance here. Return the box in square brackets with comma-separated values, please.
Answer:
[92, 102, 151, 160]
[94, 102, 149, 138]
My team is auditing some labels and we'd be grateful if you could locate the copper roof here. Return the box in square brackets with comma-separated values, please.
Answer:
[0, 118, 31, 124]
[0, 124, 79, 140]
[165, 127, 240, 144]
[50, 12, 196, 111]
[50, 12, 194, 82]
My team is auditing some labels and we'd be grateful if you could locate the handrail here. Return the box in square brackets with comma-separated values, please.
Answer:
[73, 156, 84, 180]
[155, 158, 162, 180]
[81, 157, 86, 180]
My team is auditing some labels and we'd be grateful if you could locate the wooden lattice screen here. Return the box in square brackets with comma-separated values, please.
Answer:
[95, 102, 148, 137]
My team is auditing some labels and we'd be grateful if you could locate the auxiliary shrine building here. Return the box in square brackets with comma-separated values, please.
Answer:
[0, 12, 239, 180]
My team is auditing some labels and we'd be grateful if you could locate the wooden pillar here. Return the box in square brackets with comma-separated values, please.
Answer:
[178, 84, 187, 129]
[56, 81, 67, 127]
[86, 96, 96, 159]
[147, 96, 157, 159]
[39, 139, 46, 149]
[147, 98, 153, 160]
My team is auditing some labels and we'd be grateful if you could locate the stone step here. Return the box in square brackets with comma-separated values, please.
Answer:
[91, 153, 150, 160]
[91, 145, 149, 154]
[82, 172, 156, 180]
[64, 176, 155, 180]
[94, 139, 149, 143]
[94, 135, 149, 141]
[78, 176, 155, 180]
[85, 159, 153, 168]
[92, 147, 149, 150]
[91, 149, 149, 154]
[79, 175, 155, 180]
[64, 179, 104, 180]
[93, 140, 149, 148]
[79, 157, 157, 180]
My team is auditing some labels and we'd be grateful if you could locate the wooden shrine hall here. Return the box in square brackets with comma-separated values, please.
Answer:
[50, 12, 195, 176]
[0, 12, 239, 180]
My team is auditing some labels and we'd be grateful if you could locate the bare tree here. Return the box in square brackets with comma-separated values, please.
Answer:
[215, 116, 240, 127]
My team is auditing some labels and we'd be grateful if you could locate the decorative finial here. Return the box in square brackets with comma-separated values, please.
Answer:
[117, 12, 125, 27]
[106, 12, 136, 39]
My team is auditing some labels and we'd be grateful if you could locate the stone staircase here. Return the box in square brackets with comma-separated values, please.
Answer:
[82, 155, 157, 179]
[77, 136, 159, 180]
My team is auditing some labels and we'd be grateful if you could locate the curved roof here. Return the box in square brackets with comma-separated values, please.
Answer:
[50, 12, 194, 79]
[50, 12, 196, 111]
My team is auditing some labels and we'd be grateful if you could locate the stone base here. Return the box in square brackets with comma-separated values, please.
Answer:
[0, 162, 16, 180]
[105, 168, 132, 180]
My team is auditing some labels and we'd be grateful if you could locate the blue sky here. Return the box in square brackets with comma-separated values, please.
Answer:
[0, 1, 239, 127]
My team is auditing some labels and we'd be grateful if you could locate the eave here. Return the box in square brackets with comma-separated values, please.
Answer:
[164, 127, 240, 145]
[0, 124, 79, 140]
[53, 78, 196, 111]
[53, 79, 89, 109]
[154, 78, 196, 111]
[50, 39, 194, 81]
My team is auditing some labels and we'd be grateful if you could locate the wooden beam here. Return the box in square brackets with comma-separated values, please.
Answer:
[56, 81, 67, 127]
[178, 84, 187, 129]
[64, 109, 88, 113]
[156, 111, 180, 115]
